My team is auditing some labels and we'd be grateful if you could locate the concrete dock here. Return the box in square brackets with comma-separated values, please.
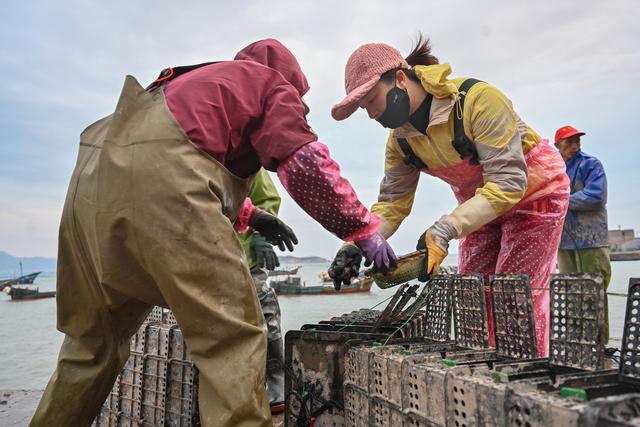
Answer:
[0, 390, 284, 426]
[0, 390, 42, 426]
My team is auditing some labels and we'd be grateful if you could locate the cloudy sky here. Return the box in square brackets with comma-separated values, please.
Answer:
[1, 0, 638, 260]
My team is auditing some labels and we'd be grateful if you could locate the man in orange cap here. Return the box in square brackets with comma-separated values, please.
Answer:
[554, 125, 611, 341]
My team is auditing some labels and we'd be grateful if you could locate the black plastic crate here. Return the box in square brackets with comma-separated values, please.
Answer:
[490, 274, 538, 359]
[549, 273, 606, 371]
[343, 338, 461, 427]
[503, 291, 640, 427]
[620, 278, 640, 385]
[318, 309, 427, 339]
[330, 308, 383, 324]
[418, 275, 453, 342]
[452, 274, 490, 349]
[578, 393, 640, 426]
[145, 306, 178, 325]
[284, 329, 389, 427]
[95, 311, 198, 427]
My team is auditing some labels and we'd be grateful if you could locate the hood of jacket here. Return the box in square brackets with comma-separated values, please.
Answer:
[413, 63, 458, 99]
[234, 38, 310, 97]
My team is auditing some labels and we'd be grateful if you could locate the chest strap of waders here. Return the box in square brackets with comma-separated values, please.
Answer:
[145, 61, 221, 91]
[452, 78, 483, 165]
[397, 138, 427, 170]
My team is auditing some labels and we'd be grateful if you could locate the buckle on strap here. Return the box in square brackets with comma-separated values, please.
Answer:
[155, 67, 174, 83]
[145, 67, 175, 91]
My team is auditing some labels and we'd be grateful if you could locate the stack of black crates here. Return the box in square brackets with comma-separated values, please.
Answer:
[286, 275, 640, 427]
[94, 274, 640, 426]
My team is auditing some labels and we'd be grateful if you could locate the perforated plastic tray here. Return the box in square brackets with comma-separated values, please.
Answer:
[549, 273, 606, 371]
[326, 279, 452, 341]
[452, 274, 490, 349]
[344, 339, 461, 427]
[620, 277, 640, 384]
[421, 275, 453, 342]
[284, 329, 388, 427]
[490, 274, 538, 359]
[145, 306, 178, 325]
[95, 316, 198, 427]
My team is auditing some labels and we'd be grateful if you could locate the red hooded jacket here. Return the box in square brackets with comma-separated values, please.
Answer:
[165, 39, 315, 178]
[164, 39, 378, 241]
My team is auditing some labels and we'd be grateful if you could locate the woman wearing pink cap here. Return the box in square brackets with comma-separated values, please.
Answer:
[330, 36, 570, 356]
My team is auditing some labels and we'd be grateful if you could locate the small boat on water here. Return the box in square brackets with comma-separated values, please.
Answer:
[13, 271, 41, 284]
[0, 279, 12, 291]
[0, 272, 42, 290]
[0, 261, 42, 291]
[267, 265, 300, 277]
[6, 286, 56, 300]
[270, 274, 372, 295]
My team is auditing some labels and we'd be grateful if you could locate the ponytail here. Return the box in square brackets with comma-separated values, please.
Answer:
[405, 33, 438, 67]
[380, 33, 439, 84]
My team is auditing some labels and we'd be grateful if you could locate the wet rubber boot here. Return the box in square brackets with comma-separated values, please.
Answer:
[266, 336, 285, 415]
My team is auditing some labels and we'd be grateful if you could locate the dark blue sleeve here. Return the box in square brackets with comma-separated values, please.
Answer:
[569, 158, 607, 211]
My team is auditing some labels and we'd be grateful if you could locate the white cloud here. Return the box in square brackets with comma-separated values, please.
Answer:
[1, 0, 639, 258]
[0, 199, 62, 257]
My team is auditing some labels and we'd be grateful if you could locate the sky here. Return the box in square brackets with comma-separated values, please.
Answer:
[0, 0, 639, 260]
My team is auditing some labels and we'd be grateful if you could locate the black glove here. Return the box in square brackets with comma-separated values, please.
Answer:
[328, 244, 363, 290]
[250, 233, 279, 270]
[249, 208, 298, 252]
[415, 231, 430, 282]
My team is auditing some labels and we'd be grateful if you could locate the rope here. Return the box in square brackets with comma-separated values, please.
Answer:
[606, 292, 630, 297]
[336, 294, 396, 332]
[525, 287, 627, 297]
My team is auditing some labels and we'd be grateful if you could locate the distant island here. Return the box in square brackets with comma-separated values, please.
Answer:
[0, 251, 57, 277]
[279, 255, 330, 264]
[0, 250, 330, 276]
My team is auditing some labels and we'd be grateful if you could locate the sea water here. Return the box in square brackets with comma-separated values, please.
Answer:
[1, 259, 638, 390]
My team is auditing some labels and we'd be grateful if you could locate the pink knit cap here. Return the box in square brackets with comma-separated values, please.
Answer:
[331, 43, 409, 121]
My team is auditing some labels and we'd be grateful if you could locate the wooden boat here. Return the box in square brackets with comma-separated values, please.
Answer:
[0, 271, 42, 290]
[7, 286, 56, 300]
[270, 275, 372, 295]
[267, 265, 300, 277]
[14, 271, 42, 284]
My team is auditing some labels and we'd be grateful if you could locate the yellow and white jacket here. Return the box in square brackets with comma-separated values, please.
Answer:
[371, 63, 543, 239]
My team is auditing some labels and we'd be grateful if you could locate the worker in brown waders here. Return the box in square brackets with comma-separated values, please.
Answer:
[30, 39, 396, 427]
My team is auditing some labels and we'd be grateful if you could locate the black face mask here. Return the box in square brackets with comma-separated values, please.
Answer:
[375, 83, 410, 129]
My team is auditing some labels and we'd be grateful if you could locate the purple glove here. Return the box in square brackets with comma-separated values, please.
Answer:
[355, 232, 397, 274]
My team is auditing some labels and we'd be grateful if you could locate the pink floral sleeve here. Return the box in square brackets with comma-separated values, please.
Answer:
[277, 141, 379, 241]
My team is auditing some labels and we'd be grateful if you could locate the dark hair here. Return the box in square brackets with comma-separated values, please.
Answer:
[405, 33, 438, 67]
[380, 67, 416, 83]
[380, 33, 438, 83]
